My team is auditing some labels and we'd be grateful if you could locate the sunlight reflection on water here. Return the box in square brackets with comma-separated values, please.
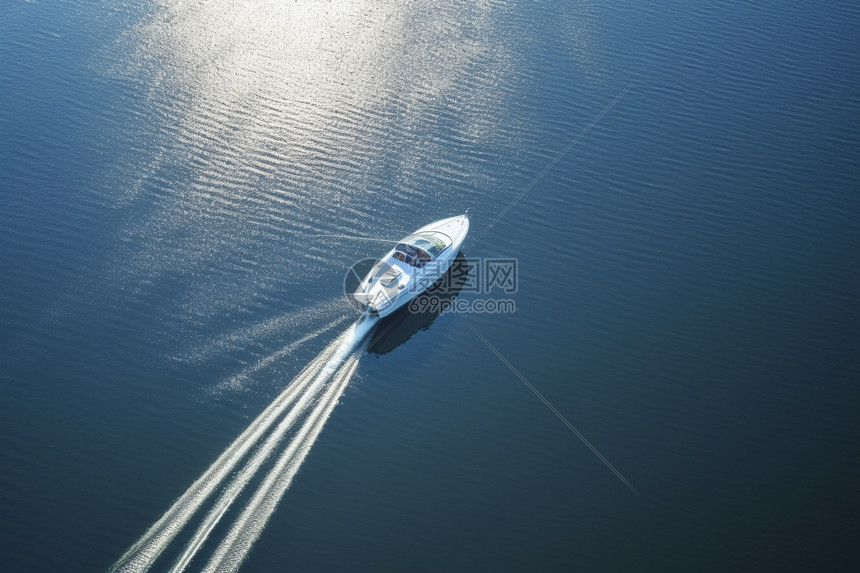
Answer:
[99, 0, 525, 323]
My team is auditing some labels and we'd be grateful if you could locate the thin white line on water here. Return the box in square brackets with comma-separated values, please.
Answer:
[214, 315, 348, 393]
[473, 83, 633, 245]
[179, 297, 345, 365]
[303, 233, 401, 243]
[471, 327, 639, 496]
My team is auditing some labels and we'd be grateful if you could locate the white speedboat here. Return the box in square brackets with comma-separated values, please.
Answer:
[353, 215, 469, 317]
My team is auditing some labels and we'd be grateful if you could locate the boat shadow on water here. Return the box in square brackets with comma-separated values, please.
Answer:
[363, 253, 469, 355]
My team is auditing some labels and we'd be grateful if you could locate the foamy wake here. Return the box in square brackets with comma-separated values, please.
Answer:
[109, 315, 377, 573]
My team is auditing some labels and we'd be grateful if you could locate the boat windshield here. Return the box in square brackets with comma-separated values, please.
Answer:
[392, 232, 451, 269]
[403, 233, 450, 257]
[392, 244, 431, 268]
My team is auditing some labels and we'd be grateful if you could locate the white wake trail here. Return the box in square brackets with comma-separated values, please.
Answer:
[202, 322, 373, 572]
[108, 329, 349, 573]
[109, 315, 376, 573]
[169, 322, 371, 572]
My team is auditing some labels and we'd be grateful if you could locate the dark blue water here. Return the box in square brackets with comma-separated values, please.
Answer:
[2, 1, 859, 571]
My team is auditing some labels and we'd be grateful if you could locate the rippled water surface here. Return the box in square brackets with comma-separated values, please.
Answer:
[2, 1, 859, 571]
